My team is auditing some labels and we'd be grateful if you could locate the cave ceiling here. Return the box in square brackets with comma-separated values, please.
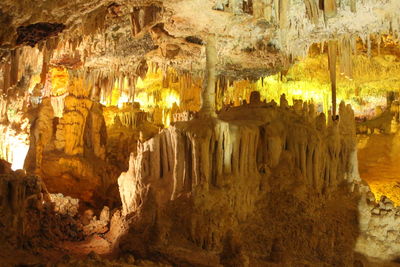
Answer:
[0, 0, 398, 81]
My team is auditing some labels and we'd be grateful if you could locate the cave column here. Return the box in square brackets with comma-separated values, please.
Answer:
[328, 40, 337, 119]
[199, 35, 217, 118]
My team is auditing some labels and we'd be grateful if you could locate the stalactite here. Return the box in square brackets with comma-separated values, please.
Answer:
[367, 34, 371, 58]
[10, 49, 20, 88]
[0, 95, 7, 123]
[40, 45, 53, 85]
[324, 0, 337, 19]
[130, 5, 162, 37]
[377, 34, 381, 56]
[253, 0, 272, 21]
[274, 0, 279, 23]
[51, 94, 67, 118]
[350, 0, 356, 13]
[304, 0, 319, 24]
[279, 0, 289, 29]
[339, 35, 353, 79]
[132, 81, 137, 103]
[3, 61, 11, 91]
[351, 36, 357, 56]
[328, 40, 338, 118]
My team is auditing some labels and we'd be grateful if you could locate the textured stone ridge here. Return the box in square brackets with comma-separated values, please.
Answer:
[117, 96, 362, 265]
[356, 189, 400, 261]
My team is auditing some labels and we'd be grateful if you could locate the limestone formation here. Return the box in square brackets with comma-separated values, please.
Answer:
[116, 97, 363, 265]
[0, 0, 400, 266]
[199, 35, 217, 118]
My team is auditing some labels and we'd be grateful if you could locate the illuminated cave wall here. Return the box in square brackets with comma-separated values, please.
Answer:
[223, 38, 400, 119]
[18, 62, 203, 205]
[2, 40, 400, 178]
[0, 47, 43, 171]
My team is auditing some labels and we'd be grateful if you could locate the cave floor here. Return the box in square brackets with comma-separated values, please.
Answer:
[61, 235, 114, 258]
[358, 132, 400, 205]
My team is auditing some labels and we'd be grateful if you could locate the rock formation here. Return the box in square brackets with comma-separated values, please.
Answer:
[116, 97, 365, 265]
[0, 0, 400, 266]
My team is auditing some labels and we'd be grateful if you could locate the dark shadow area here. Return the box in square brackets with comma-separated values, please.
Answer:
[16, 23, 65, 47]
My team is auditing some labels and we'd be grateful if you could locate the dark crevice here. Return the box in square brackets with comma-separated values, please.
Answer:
[16, 22, 65, 47]
[185, 36, 203, 45]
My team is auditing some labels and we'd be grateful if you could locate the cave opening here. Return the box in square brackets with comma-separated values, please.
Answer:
[1, 0, 400, 266]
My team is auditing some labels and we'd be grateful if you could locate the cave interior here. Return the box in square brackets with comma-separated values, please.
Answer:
[1, 0, 400, 266]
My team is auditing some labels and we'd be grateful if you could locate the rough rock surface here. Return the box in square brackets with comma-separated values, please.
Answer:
[117, 97, 363, 265]
[1, 0, 400, 265]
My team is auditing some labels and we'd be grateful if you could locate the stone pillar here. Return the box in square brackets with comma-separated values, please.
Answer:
[199, 35, 217, 118]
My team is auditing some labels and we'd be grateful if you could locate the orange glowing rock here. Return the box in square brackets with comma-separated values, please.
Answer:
[49, 67, 69, 96]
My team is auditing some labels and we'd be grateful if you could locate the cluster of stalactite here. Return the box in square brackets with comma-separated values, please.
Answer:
[0, 46, 42, 92]
[83, 66, 143, 106]
[0, 2, 164, 111]
[130, 4, 163, 37]
[117, 108, 147, 129]
[213, 0, 358, 26]
[227, 0, 395, 62]
[2, 0, 396, 123]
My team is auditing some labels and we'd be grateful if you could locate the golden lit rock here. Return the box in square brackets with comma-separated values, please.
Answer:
[1, 0, 400, 266]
